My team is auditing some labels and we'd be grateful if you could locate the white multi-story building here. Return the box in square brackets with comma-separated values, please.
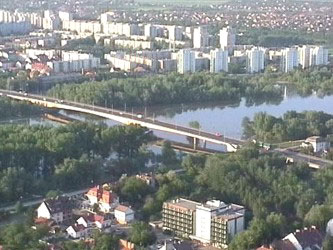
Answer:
[177, 49, 196, 74]
[246, 47, 265, 73]
[163, 198, 245, 249]
[168, 25, 183, 41]
[298, 45, 311, 69]
[193, 27, 209, 48]
[220, 27, 236, 49]
[281, 48, 299, 72]
[298, 45, 328, 69]
[58, 11, 72, 22]
[194, 200, 245, 248]
[144, 24, 157, 38]
[102, 22, 139, 37]
[310, 46, 329, 66]
[210, 48, 228, 73]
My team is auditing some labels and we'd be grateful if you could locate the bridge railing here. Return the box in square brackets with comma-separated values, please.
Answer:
[0, 89, 242, 144]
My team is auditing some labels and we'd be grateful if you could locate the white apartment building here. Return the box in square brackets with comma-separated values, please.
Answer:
[298, 45, 311, 69]
[168, 25, 183, 41]
[193, 200, 245, 248]
[25, 49, 57, 59]
[114, 39, 153, 50]
[210, 48, 228, 73]
[220, 27, 236, 49]
[59, 11, 72, 22]
[102, 22, 139, 37]
[163, 198, 245, 249]
[105, 53, 137, 71]
[177, 49, 196, 74]
[281, 48, 299, 72]
[310, 46, 329, 66]
[246, 47, 265, 73]
[62, 20, 102, 34]
[61, 51, 93, 61]
[47, 58, 100, 73]
[193, 27, 209, 48]
[144, 24, 157, 38]
[298, 45, 329, 69]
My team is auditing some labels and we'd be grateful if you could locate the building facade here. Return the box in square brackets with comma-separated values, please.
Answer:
[210, 48, 228, 73]
[162, 198, 200, 238]
[281, 48, 299, 72]
[162, 198, 245, 249]
[219, 27, 236, 49]
[177, 49, 196, 74]
[246, 47, 265, 73]
[193, 27, 209, 48]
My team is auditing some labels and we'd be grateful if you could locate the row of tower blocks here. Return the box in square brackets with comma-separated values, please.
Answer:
[178, 45, 329, 74]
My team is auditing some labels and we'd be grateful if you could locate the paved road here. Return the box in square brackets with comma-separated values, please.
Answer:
[273, 148, 333, 169]
[0, 89, 243, 148]
[0, 188, 89, 212]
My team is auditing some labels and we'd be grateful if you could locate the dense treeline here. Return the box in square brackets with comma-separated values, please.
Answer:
[0, 98, 42, 120]
[48, 73, 283, 108]
[136, 145, 333, 249]
[0, 122, 153, 204]
[242, 110, 333, 142]
[0, 223, 119, 250]
[281, 68, 333, 96]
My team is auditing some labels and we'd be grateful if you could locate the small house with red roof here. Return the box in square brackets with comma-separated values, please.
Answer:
[66, 223, 90, 239]
[86, 185, 119, 213]
[77, 213, 112, 229]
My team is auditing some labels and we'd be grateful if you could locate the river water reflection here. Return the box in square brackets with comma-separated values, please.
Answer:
[3, 93, 333, 151]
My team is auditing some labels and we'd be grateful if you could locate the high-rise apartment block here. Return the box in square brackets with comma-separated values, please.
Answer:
[177, 49, 196, 74]
[310, 46, 329, 66]
[193, 27, 209, 48]
[298, 45, 328, 69]
[219, 27, 236, 49]
[162, 198, 245, 249]
[281, 48, 299, 72]
[210, 49, 228, 73]
[246, 47, 266, 73]
[144, 24, 157, 38]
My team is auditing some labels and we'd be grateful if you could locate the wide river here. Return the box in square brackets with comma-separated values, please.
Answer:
[3, 92, 333, 151]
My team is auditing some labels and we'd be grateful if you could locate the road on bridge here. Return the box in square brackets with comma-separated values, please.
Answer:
[0, 89, 243, 151]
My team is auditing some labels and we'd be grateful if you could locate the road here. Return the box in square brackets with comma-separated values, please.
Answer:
[0, 188, 89, 212]
[0, 89, 244, 152]
[273, 148, 333, 169]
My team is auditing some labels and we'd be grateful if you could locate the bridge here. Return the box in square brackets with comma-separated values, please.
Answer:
[0, 90, 243, 152]
[273, 148, 333, 169]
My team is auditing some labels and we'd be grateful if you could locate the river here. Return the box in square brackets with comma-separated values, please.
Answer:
[2, 92, 333, 151]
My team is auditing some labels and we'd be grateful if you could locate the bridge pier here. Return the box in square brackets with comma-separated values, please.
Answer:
[203, 140, 206, 149]
[193, 137, 197, 150]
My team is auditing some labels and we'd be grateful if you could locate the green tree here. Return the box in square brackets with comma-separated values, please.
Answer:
[94, 232, 119, 250]
[129, 222, 156, 247]
[323, 235, 333, 250]
[304, 204, 333, 230]
[120, 177, 151, 203]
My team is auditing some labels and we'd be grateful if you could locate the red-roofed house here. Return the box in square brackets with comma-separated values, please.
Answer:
[77, 213, 112, 229]
[114, 205, 134, 224]
[66, 223, 90, 239]
[86, 185, 119, 213]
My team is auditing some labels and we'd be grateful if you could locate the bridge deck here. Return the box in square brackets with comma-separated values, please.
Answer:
[0, 90, 244, 151]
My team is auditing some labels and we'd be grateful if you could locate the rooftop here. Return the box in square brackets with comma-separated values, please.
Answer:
[166, 198, 201, 211]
